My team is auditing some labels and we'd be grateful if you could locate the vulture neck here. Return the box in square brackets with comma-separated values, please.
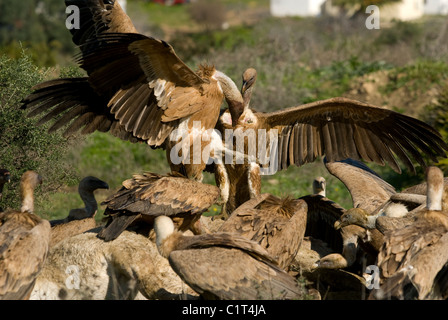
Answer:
[214, 70, 244, 126]
[426, 167, 444, 211]
[20, 180, 36, 214]
[312, 179, 326, 197]
[364, 214, 378, 229]
[79, 187, 98, 217]
[242, 84, 254, 110]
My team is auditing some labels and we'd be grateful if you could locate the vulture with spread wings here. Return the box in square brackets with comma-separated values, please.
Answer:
[213, 68, 448, 217]
[21, 0, 244, 182]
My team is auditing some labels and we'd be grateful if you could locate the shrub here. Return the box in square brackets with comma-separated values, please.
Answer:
[0, 52, 80, 217]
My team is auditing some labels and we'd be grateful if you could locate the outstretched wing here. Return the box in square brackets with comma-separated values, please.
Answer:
[65, 0, 138, 49]
[257, 97, 448, 174]
[97, 172, 219, 241]
[324, 158, 396, 213]
[22, 33, 210, 147]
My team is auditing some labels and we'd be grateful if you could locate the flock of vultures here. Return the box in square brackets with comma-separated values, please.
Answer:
[1, 0, 448, 300]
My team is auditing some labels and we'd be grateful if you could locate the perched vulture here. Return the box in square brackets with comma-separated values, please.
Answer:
[97, 172, 219, 241]
[213, 67, 448, 217]
[218, 193, 308, 270]
[49, 176, 109, 247]
[0, 171, 51, 300]
[0, 169, 11, 212]
[299, 160, 396, 270]
[371, 166, 448, 300]
[21, 0, 245, 182]
[153, 215, 318, 300]
[330, 158, 427, 235]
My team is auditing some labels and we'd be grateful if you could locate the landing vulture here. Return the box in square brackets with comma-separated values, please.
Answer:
[213, 68, 448, 216]
[0, 171, 51, 300]
[97, 172, 219, 241]
[21, 0, 245, 182]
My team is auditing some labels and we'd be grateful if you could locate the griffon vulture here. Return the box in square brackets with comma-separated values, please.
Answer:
[217, 193, 308, 270]
[213, 68, 448, 217]
[371, 166, 448, 300]
[49, 176, 109, 247]
[21, 0, 245, 182]
[153, 215, 318, 300]
[97, 172, 220, 241]
[0, 171, 51, 300]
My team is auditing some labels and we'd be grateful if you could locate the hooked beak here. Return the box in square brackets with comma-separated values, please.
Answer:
[334, 220, 342, 230]
[101, 182, 110, 190]
[241, 80, 249, 95]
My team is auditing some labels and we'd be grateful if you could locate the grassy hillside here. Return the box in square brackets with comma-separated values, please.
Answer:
[1, 2, 448, 221]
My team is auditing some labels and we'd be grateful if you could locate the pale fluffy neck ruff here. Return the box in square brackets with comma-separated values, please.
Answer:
[382, 202, 408, 218]
[154, 216, 176, 258]
[365, 215, 378, 229]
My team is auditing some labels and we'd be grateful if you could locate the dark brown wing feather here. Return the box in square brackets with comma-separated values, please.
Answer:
[98, 172, 219, 240]
[21, 78, 148, 143]
[258, 97, 448, 174]
[374, 213, 448, 299]
[167, 233, 313, 300]
[299, 194, 345, 253]
[66, 0, 138, 49]
[21, 33, 208, 147]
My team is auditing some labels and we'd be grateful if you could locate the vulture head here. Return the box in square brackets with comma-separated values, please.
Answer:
[78, 176, 109, 193]
[313, 176, 326, 197]
[241, 67, 257, 109]
[334, 207, 371, 230]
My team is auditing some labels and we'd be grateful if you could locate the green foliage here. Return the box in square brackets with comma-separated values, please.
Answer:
[0, 52, 79, 217]
[69, 131, 171, 190]
[419, 80, 448, 174]
[0, 0, 76, 66]
[374, 20, 423, 46]
[382, 60, 448, 94]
